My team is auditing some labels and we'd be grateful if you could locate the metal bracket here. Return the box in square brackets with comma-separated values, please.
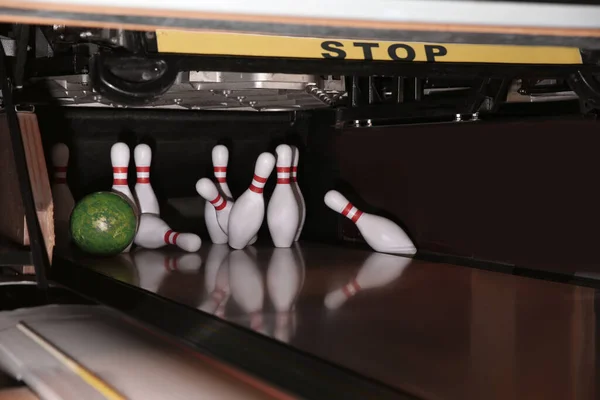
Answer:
[0, 32, 49, 289]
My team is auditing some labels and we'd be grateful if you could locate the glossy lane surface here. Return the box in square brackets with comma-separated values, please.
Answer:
[85, 242, 598, 400]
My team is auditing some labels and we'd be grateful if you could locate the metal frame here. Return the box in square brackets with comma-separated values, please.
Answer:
[0, 32, 49, 288]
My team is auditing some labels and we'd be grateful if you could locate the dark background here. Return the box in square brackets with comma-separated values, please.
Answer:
[37, 107, 600, 274]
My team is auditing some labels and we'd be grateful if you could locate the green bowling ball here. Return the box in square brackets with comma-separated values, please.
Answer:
[70, 191, 137, 256]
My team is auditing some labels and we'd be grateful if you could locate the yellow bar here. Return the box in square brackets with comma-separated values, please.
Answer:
[17, 322, 126, 400]
[156, 30, 582, 65]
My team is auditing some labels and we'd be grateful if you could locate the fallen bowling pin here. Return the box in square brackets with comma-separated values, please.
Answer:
[135, 214, 201, 252]
[228, 152, 275, 249]
[324, 252, 412, 310]
[267, 145, 300, 248]
[324, 190, 416, 255]
[196, 178, 232, 234]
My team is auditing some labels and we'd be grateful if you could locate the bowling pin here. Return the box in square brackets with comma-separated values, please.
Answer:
[228, 152, 275, 250]
[51, 143, 75, 247]
[133, 249, 201, 293]
[134, 144, 160, 215]
[229, 249, 265, 333]
[324, 252, 411, 309]
[267, 145, 300, 248]
[111, 142, 136, 252]
[196, 178, 232, 234]
[135, 214, 201, 252]
[291, 146, 306, 242]
[204, 146, 230, 244]
[211, 145, 258, 245]
[212, 145, 233, 199]
[324, 190, 417, 255]
[110, 142, 135, 206]
[267, 248, 302, 313]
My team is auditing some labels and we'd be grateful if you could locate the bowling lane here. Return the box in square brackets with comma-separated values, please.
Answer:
[76, 242, 598, 400]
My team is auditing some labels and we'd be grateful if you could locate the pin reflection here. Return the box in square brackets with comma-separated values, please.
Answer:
[324, 253, 411, 310]
[229, 249, 265, 334]
[199, 244, 231, 316]
[132, 249, 202, 293]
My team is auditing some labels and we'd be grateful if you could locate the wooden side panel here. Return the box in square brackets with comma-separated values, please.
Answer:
[0, 112, 54, 263]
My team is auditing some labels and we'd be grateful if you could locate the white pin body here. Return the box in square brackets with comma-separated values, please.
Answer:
[324, 253, 411, 309]
[111, 142, 135, 252]
[212, 145, 258, 244]
[134, 144, 160, 215]
[267, 248, 302, 313]
[229, 250, 264, 315]
[110, 142, 135, 204]
[324, 190, 416, 255]
[228, 152, 275, 249]
[204, 202, 228, 244]
[212, 145, 233, 199]
[358, 214, 416, 254]
[135, 214, 201, 252]
[291, 146, 306, 241]
[196, 178, 233, 235]
[267, 145, 299, 248]
[51, 143, 75, 246]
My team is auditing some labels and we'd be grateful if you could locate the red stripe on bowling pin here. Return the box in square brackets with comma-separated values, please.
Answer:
[54, 166, 67, 184]
[136, 166, 150, 184]
[164, 230, 181, 245]
[209, 193, 227, 211]
[249, 174, 267, 193]
[276, 167, 291, 184]
[214, 166, 227, 183]
[342, 279, 362, 298]
[291, 166, 298, 183]
[112, 166, 128, 186]
[341, 202, 363, 223]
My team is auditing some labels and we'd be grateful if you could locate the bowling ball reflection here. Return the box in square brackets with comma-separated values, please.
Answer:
[85, 254, 139, 286]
